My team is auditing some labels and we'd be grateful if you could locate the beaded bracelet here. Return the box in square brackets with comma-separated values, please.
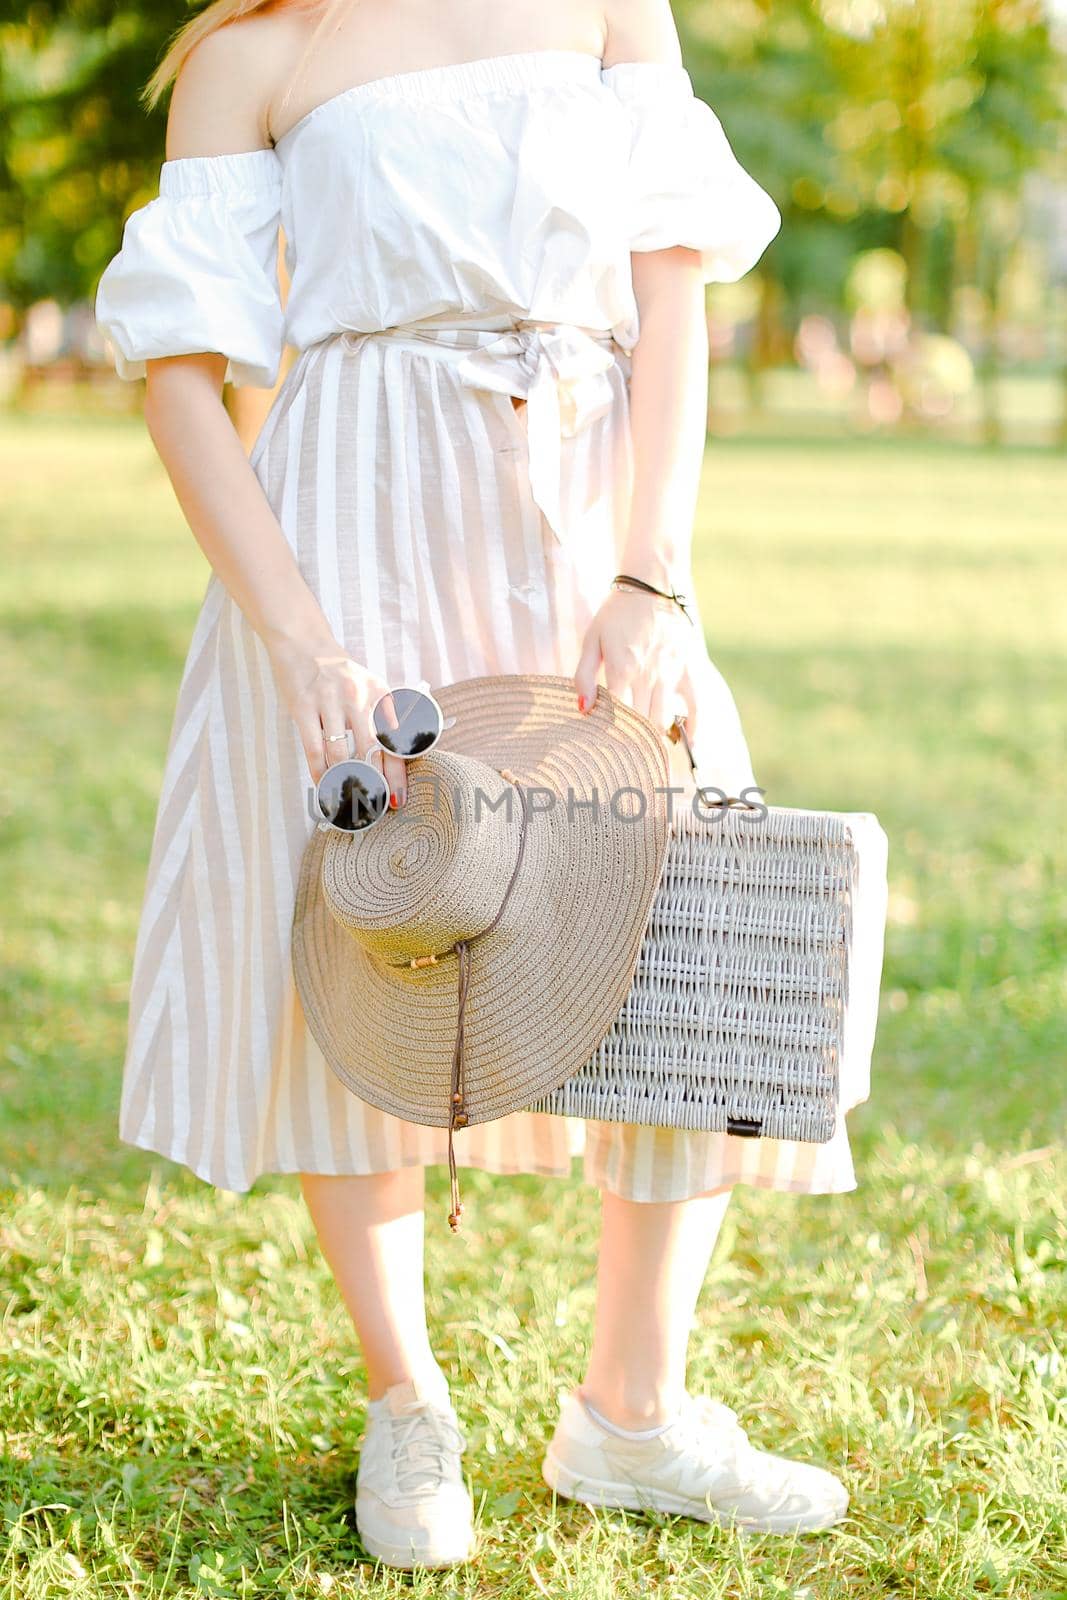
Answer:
[611, 571, 694, 625]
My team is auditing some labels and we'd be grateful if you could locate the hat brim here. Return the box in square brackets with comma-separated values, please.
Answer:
[290, 673, 672, 1127]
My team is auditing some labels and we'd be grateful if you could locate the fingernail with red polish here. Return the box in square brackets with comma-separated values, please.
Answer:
[578, 695, 586, 712]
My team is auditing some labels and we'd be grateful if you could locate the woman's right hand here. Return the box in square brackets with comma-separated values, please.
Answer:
[265, 631, 409, 804]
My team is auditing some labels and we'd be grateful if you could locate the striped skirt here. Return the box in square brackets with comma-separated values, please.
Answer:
[120, 315, 860, 1198]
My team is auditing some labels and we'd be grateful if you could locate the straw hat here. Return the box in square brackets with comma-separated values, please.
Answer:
[290, 672, 672, 1231]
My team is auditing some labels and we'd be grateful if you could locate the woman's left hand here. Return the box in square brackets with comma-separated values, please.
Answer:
[572, 586, 702, 746]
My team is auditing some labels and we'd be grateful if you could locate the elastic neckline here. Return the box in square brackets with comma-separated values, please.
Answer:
[272, 48, 604, 150]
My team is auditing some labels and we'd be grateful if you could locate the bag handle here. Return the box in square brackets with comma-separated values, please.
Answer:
[667, 712, 762, 812]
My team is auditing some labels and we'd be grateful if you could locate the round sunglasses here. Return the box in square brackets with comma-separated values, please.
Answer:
[307, 685, 456, 835]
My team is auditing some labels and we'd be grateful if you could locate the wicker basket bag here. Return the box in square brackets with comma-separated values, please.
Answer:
[525, 716, 889, 1144]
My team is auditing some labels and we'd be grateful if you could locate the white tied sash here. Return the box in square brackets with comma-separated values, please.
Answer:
[339, 317, 623, 554]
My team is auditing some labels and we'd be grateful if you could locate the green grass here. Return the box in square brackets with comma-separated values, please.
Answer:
[1, 414, 1065, 1599]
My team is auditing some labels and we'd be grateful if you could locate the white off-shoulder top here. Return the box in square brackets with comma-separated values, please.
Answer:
[94, 50, 781, 389]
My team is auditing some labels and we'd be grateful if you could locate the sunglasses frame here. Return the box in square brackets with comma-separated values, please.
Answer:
[307, 683, 455, 836]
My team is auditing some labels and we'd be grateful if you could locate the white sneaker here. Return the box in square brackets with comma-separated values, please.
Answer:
[355, 1372, 476, 1568]
[542, 1388, 849, 1534]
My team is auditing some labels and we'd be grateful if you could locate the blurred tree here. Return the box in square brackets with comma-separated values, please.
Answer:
[0, 2, 283, 434]
[678, 0, 855, 407]
[676, 0, 1065, 427]
[820, 0, 1061, 317]
[0, 3, 172, 312]
[682, 0, 857, 305]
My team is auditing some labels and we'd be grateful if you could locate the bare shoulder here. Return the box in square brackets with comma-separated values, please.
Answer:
[165, 5, 307, 160]
[601, 0, 684, 68]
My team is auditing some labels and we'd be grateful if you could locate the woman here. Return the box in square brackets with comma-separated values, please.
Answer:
[94, 0, 858, 1570]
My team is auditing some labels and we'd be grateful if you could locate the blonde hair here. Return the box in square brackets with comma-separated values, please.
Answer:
[141, 0, 355, 129]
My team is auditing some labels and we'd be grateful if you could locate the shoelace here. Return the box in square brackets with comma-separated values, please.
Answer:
[386, 1400, 468, 1497]
[681, 1395, 803, 1516]
[676, 1395, 761, 1492]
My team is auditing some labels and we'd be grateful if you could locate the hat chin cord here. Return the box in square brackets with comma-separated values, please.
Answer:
[393, 768, 529, 1234]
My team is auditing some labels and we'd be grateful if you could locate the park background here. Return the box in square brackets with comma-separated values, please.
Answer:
[1, 1, 1065, 1597]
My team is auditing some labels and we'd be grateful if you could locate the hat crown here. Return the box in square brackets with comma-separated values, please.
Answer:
[320, 750, 524, 961]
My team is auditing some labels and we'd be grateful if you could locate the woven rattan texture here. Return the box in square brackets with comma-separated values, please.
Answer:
[525, 805, 858, 1142]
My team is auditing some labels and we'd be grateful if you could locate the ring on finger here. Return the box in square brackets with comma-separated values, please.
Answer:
[322, 727, 353, 763]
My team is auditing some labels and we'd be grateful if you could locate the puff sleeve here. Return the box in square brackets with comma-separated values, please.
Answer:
[602, 61, 781, 282]
[94, 148, 285, 388]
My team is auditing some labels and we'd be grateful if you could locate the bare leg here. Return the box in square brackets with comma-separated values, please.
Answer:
[578, 1186, 733, 1429]
[300, 1167, 446, 1401]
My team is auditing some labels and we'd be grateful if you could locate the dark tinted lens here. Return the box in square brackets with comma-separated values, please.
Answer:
[372, 688, 443, 757]
[316, 760, 389, 832]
